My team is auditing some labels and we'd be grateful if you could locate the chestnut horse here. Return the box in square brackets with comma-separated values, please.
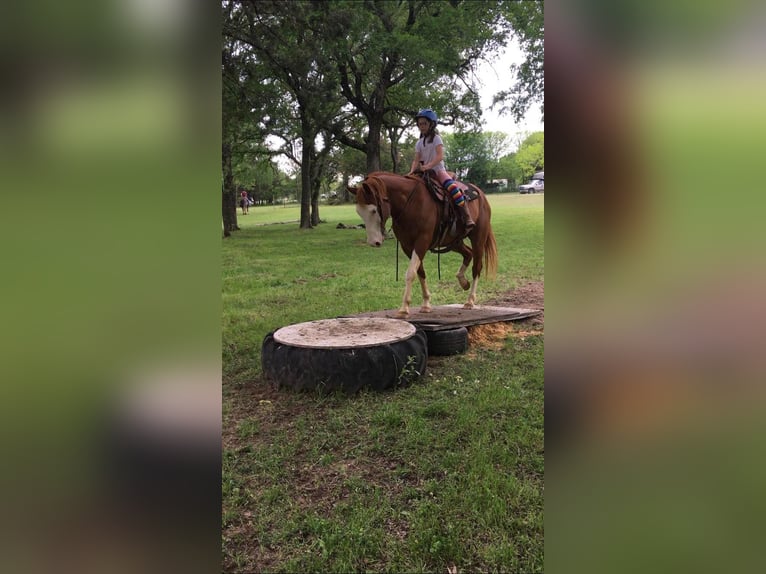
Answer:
[349, 171, 497, 317]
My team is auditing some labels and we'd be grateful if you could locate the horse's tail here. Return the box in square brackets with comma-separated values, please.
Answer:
[476, 192, 498, 279]
[483, 225, 498, 279]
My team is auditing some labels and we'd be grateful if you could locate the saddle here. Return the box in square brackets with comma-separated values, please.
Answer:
[419, 170, 480, 251]
[421, 170, 479, 204]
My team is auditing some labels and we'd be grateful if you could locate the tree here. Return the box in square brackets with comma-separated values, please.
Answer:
[246, 159, 279, 205]
[443, 131, 507, 186]
[329, 0, 505, 172]
[494, 1, 545, 122]
[496, 152, 521, 189]
[514, 131, 544, 182]
[332, 144, 367, 202]
[224, 0, 346, 228]
[222, 1, 288, 233]
[482, 131, 512, 183]
[308, 131, 337, 225]
[222, 33, 257, 235]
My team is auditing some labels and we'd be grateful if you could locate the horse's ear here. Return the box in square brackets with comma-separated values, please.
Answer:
[360, 182, 376, 204]
[347, 185, 357, 196]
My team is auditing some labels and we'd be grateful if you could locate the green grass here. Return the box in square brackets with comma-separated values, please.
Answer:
[222, 193, 544, 573]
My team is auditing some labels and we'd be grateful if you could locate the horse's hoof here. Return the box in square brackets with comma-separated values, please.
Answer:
[395, 310, 409, 318]
[419, 306, 432, 314]
[463, 303, 475, 310]
[457, 277, 470, 290]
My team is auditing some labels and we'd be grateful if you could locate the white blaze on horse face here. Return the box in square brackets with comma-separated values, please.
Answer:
[356, 204, 384, 246]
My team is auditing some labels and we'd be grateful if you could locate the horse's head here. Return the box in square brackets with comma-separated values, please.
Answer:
[348, 177, 390, 247]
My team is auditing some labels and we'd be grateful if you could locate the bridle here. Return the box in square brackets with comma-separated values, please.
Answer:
[374, 188, 388, 234]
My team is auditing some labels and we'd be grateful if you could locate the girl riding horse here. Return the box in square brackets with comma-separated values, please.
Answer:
[407, 108, 475, 231]
[350, 172, 497, 317]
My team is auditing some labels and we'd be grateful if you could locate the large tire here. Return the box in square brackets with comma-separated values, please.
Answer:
[426, 327, 468, 356]
[262, 324, 428, 393]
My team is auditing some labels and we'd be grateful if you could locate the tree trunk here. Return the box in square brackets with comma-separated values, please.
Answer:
[299, 118, 313, 229]
[222, 142, 238, 235]
[390, 136, 400, 174]
[341, 172, 350, 203]
[310, 161, 324, 226]
[310, 187, 320, 226]
[310, 141, 328, 226]
[365, 117, 382, 173]
[386, 124, 406, 174]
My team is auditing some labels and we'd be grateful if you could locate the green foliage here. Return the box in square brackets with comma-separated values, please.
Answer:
[442, 130, 512, 186]
[515, 132, 545, 181]
[495, 0, 545, 122]
[325, 0, 505, 171]
[496, 152, 519, 188]
[443, 131, 484, 182]
[224, 0, 348, 226]
[491, 131, 544, 189]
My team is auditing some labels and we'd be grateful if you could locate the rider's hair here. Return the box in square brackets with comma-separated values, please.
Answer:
[420, 120, 438, 144]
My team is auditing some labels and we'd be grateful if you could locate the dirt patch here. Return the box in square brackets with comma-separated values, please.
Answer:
[475, 281, 544, 343]
[484, 280, 544, 311]
[454, 281, 544, 352]
[468, 322, 515, 350]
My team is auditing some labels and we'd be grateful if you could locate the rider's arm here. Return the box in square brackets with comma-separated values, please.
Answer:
[408, 150, 422, 175]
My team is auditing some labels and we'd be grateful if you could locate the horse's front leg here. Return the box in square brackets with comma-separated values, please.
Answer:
[396, 251, 422, 317]
[417, 262, 432, 313]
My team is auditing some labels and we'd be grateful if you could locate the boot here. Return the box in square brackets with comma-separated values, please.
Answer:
[458, 202, 475, 231]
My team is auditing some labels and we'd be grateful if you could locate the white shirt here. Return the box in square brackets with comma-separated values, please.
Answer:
[416, 134, 446, 171]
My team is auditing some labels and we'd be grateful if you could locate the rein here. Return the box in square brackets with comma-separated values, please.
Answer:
[368, 176, 416, 235]
[390, 182, 419, 225]
[368, 174, 463, 283]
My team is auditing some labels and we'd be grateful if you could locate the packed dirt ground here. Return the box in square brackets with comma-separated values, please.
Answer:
[468, 280, 544, 350]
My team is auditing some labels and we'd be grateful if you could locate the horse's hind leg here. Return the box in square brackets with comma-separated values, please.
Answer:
[454, 242, 473, 291]
[465, 238, 485, 309]
[465, 277, 480, 309]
